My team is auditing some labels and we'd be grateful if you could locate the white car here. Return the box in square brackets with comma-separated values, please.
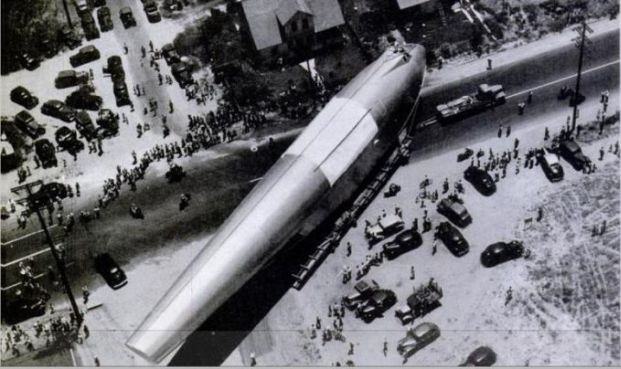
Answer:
[397, 322, 440, 358]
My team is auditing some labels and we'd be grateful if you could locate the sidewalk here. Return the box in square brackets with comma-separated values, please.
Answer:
[423, 17, 619, 89]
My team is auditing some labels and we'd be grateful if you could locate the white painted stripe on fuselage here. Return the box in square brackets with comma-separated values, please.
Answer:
[285, 97, 379, 185]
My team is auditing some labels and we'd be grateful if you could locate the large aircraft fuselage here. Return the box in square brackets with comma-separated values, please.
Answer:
[126, 44, 426, 362]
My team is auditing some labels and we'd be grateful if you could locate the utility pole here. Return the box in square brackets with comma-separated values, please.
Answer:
[570, 16, 592, 133]
[62, 0, 74, 29]
[11, 181, 83, 326]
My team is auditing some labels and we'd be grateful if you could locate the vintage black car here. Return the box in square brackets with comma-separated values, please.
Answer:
[113, 80, 131, 107]
[383, 228, 422, 260]
[55, 127, 83, 152]
[537, 150, 564, 182]
[143, 0, 162, 23]
[28, 182, 68, 209]
[42, 100, 75, 122]
[481, 241, 525, 268]
[356, 289, 397, 322]
[94, 253, 128, 289]
[103, 55, 125, 82]
[161, 43, 181, 65]
[2, 297, 46, 325]
[80, 12, 100, 40]
[97, 6, 114, 32]
[165, 163, 186, 183]
[435, 222, 469, 257]
[34, 139, 57, 168]
[59, 25, 82, 50]
[19, 52, 40, 71]
[171, 62, 193, 88]
[15, 111, 45, 139]
[39, 36, 58, 58]
[343, 280, 380, 310]
[464, 166, 496, 196]
[558, 139, 589, 171]
[96, 109, 120, 136]
[75, 111, 98, 141]
[437, 197, 472, 228]
[70, 45, 101, 67]
[66, 89, 103, 111]
[459, 346, 497, 366]
[10, 86, 39, 110]
[120, 7, 137, 28]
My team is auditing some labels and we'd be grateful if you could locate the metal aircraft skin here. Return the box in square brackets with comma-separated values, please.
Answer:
[126, 44, 426, 363]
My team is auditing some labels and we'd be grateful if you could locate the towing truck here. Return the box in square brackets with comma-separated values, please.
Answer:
[436, 83, 506, 122]
[395, 279, 443, 325]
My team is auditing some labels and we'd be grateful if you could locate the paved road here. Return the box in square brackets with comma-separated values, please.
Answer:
[2, 26, 617, 295]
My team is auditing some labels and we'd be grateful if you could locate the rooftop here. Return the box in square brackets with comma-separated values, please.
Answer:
[242, 0, 345, 50]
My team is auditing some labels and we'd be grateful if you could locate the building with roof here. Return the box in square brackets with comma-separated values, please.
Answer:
[241, 0, 346, 61]
[396, 0, 439, 14]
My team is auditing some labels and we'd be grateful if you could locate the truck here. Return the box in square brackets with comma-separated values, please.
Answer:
[395, 279, 443, 325]
[96, 109, 119, 137]
[364, 213, 404, 245]
[436, 83, 506, 122]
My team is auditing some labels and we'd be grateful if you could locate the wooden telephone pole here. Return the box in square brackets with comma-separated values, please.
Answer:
[570, 16, 593, 133]
[11, 181, 83, 326]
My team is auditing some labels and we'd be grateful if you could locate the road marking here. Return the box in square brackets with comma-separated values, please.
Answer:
[248, 177, 263, 183]
[506, 59, 620, 99]
[1, 225, 58, 246]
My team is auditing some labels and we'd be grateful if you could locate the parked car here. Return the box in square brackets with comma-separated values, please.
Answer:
[91, 0, 107, 7]
[558, 139, 589, 171]
[537, 150, 564, 182]
[343, 280, 380, 310]
[120, 7, 137, 28]
[14, 111, 45, 139]
[459, 346, 497, 366]
[103, 55, 125, 82]
[19, 52, 40, 71]
[481, 241, 525, 268]
[29, 182, 68, 209]
[96, 109, 120, 137]
[97, 6, 114, 32]
[41, 100, 75, 122]
[66, 89, 103, 111]
[70, 45, 101, 67]
[171, 62, 193, 88]
[10, 86, 39, 110]
[113, 80, 131, 107]
[397, 322, 440, 359]
[75, 0, 90, 14]
[437, 197, 472, 228]
[356, 289, 397, 322]
[435, 222, 469, 257]
[75, 111, 98, 141]
[161, 43, 181, 65]
[55, 70, 90, 89]
[143, 0, 162, 23]
[34, 139, 57, 168]
[39, 36, 58, 58]
[2, 297, 46, 325]
[383, 228, 422, 260]
[80, 12, 100, 40]
[464, 166, 496, 196]
[59, 26, 82, 50]
[94, 253, 128, 289]
[55, 127, 83, 152]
